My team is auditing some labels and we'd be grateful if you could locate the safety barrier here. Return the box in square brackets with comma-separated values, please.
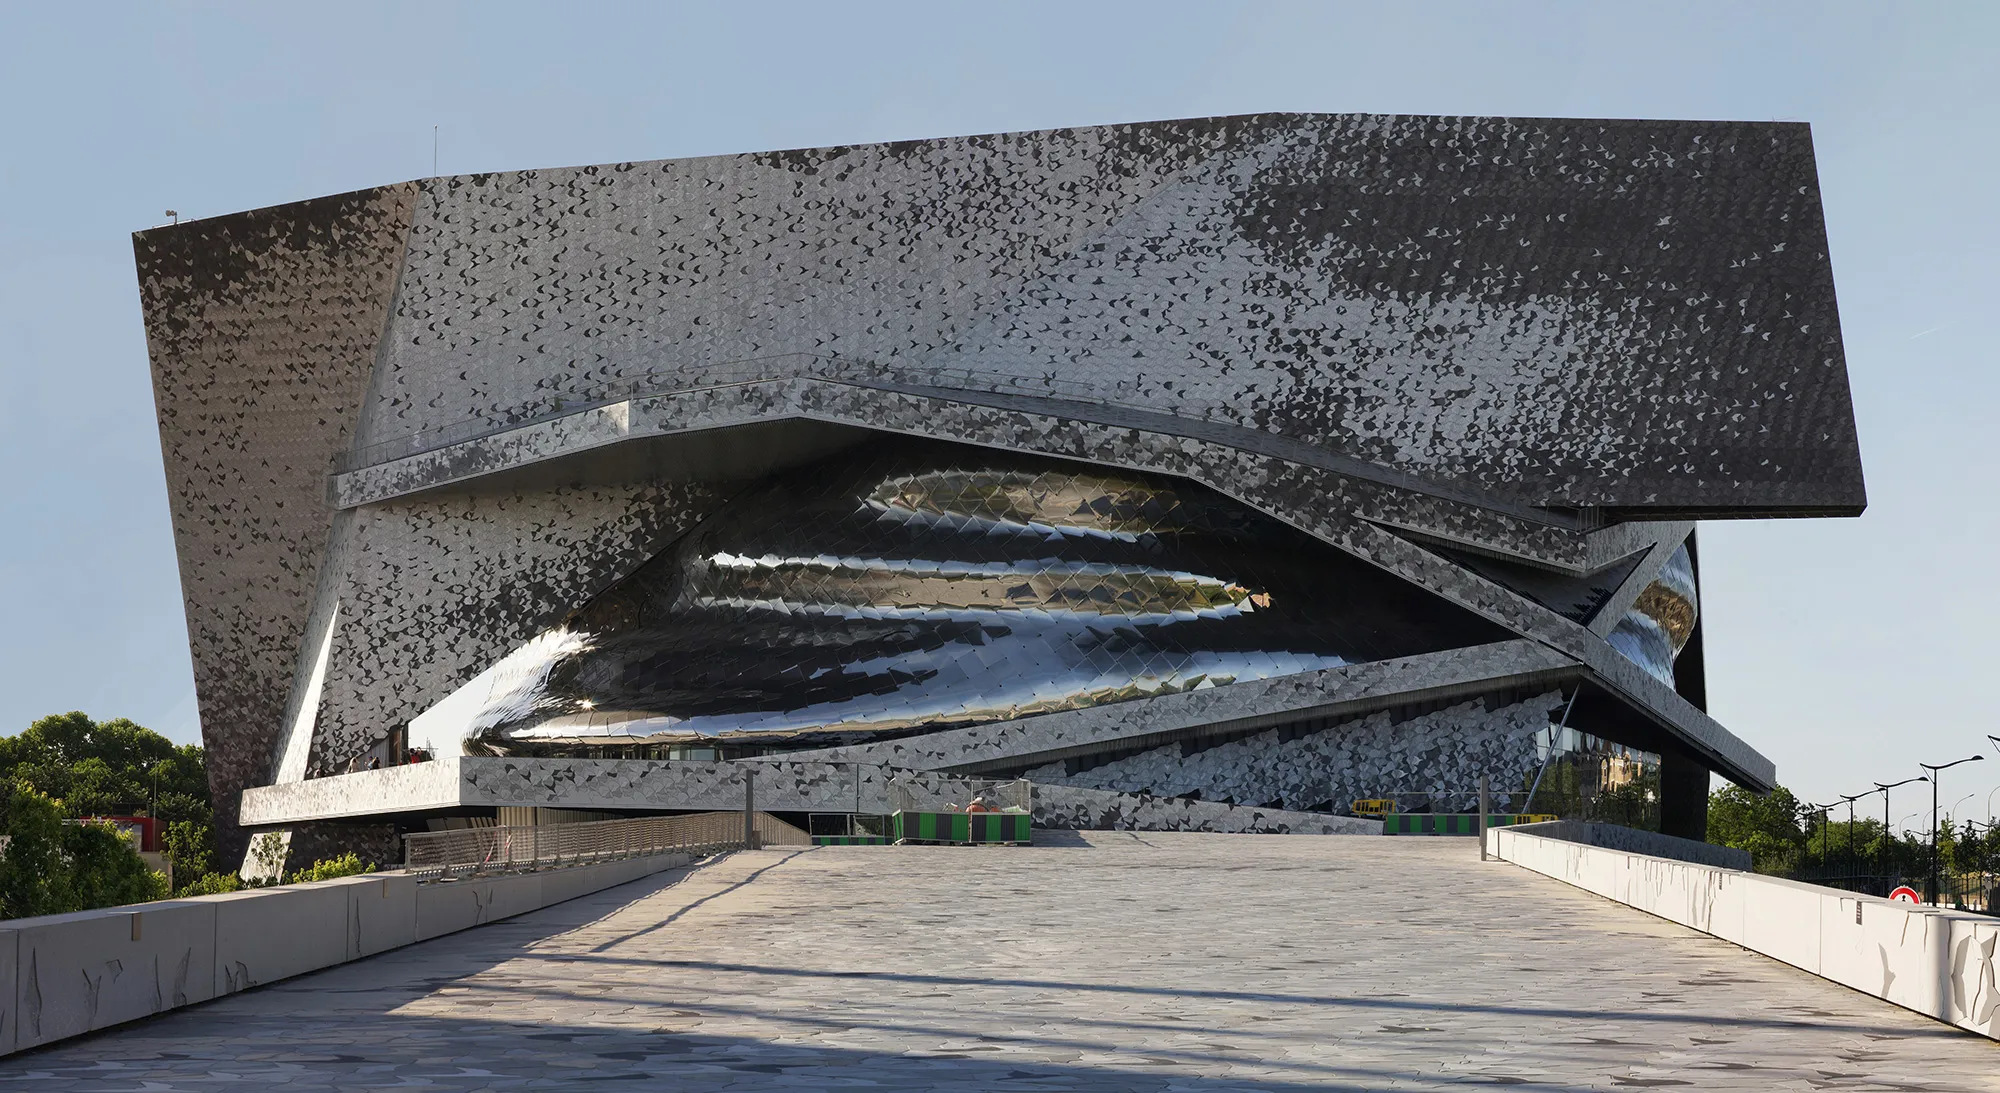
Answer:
[1382, 813, 1555, 836]
[1489, 824, 2000, 1041]
[404, 811, 810, 880]
[892, 810, 1033, 845]
[0, 812, 820, 1057]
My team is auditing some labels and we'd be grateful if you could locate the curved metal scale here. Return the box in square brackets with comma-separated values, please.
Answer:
[437, 441, 1514, 754]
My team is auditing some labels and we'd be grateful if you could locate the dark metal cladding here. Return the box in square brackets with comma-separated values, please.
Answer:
[134, 183, 421, 864]
[446, 441, 1511, 753]
[364, 113, 1863, 518]
[129, 113, 1861, 861]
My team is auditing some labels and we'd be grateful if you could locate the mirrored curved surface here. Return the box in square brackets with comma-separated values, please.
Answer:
[1607, 542, 1699, 686]
[424, 440, 1513, 753]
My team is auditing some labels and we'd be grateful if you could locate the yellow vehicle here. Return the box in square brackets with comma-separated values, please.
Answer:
[1351, 799, 1397, 817]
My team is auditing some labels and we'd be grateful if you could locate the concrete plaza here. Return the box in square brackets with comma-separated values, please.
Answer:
[3, 833, 1995, 1090]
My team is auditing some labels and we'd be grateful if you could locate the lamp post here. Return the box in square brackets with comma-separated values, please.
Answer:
[1988, 736, 2000, 827]
[1875, 776, 1928, 890]
[1949, 792, 1978, 891]
[1839, 794, 1866, 879]
[1920, 755, 1985, 905]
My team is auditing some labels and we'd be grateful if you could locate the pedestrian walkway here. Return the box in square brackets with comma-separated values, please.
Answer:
[4, 832, 1995, 1090]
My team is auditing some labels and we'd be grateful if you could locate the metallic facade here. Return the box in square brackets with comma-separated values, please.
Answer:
[424, 441, 1509, 755]
[134, 113, 1864, 863]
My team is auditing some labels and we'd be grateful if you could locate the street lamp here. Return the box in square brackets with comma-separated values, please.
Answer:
[1803, 802, 1830, 869]
[1813, 802, 1834, 867]
[1874, 776, 1928, 887]
[1920, 755, 1985, 905]
[1838, 793, 1867, 879]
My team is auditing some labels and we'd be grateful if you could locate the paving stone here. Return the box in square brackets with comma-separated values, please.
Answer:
[4, 835, 1994, 1089]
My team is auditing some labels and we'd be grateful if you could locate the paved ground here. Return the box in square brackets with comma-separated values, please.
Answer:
[4, 832, 1997, 1091]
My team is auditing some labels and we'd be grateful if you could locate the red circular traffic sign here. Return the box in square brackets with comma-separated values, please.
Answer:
[1888, 885, 1921, 904]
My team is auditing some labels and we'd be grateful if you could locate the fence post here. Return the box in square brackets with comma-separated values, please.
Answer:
[1478, 774, 1490, 861]
[744, 767, 757, 850]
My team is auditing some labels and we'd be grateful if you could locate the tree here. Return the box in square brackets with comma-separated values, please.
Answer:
[162, 817, 214, 880]
[0, 712, 207, 820]
[0, 785, 169, 918]
[63, 820, 168, 909]
[0, 712, 227, 911]
[1707, 784, 1807, 873]
[0, 785, 73, 917]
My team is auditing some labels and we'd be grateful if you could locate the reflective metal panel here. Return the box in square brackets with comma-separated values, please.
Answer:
[1607, 542, 1699, 686]
[430, 441, 1511, 752]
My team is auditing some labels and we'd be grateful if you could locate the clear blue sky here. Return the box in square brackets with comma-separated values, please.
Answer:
[2, 2, 1994, 830]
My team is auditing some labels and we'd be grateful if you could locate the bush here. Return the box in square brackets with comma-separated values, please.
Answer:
[288, 852, 375, 884]
[175, 871, 243, 897]
[64, 819, 168, 909]
[0, 784, 72, 917]
[0, 785, 167, 917]
[163, 817, 214, 879]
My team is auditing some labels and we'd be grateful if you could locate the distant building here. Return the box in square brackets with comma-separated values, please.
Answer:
[135, 114, 1863, 871]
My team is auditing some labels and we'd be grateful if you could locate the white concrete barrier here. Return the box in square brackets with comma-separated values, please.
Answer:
[5, 900, 220, 1052]
[0, 850, 697, 1057]
[210, 883, 351, 993]
[1490, 826, 2000, 1040]
[331, 873, 420, 958]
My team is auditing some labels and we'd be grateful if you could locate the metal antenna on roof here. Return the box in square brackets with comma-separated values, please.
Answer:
[433, 126, 439, 177]
[165, 210, 178, 225]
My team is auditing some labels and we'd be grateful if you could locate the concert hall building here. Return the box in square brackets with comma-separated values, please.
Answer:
[135, 113, 1863, 872]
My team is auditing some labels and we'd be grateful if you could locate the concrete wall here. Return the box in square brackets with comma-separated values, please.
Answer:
[0, 850, 695, 1057]
[1489, 826, 2000, 1041]
[1507, 820, 1750, 871]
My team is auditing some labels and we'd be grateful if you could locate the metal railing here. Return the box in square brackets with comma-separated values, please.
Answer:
[402, 811, 809, 881]
[751, 811, 814, 849]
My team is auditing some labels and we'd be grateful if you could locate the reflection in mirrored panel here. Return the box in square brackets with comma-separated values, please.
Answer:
[1607, 542, 1698, 686]
[1527, 726, 1663, 831]
[416, 440, 1514, 756]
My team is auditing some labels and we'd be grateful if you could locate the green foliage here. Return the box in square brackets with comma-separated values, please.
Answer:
[0, 712, 209, 822]
[63, 819, 165, 909]
[162, 818, 214, 879]
[1948, 819, 1998, 876]
[1707, 784, 1807, 873]
[0, 713, 216, 918]
[244, 831, 288, 883]
[1718, 789, 2000, 896]
[287, 852, 375, 885]
[175, 871, 243, 897]
[0, 785, 74, 917]
[0, 787, 168, 917]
